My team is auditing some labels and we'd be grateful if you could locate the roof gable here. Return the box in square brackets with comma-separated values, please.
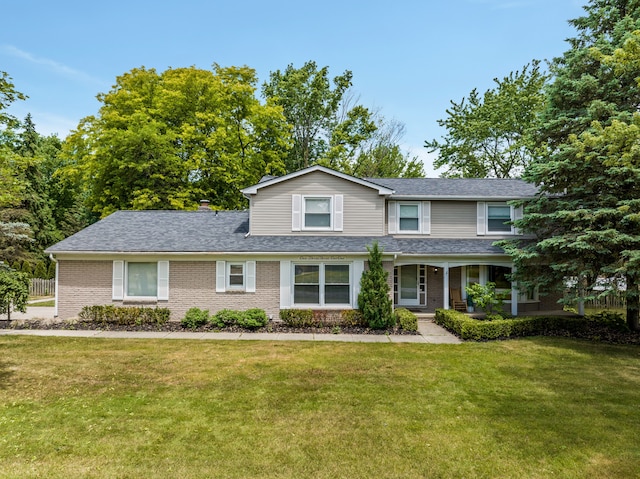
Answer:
[241, 165, 395, 196]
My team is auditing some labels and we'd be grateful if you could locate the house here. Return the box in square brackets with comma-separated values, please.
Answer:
[45, 165, 559, 320]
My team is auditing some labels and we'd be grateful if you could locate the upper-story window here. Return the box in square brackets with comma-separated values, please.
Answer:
[388, 201, 430, 235]
[304, 197, 332, 229]
[487, 203, 512, 233]
[477, 201, 521, 235]
[399, 204, 420, 232]
[291, 194, 343, 232]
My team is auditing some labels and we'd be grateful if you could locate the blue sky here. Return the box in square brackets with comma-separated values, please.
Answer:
[2, 0, 584, 176]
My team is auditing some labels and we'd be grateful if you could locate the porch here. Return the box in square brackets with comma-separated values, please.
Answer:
[392, 262, 548, 316]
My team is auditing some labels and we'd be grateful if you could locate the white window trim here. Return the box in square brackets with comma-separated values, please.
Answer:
[227, 262, 245, 290]
[302, 195, 333, 231]
[486, 202, 515, 235]
[113, 260, 169, 301]
[389, 201, 431, 235]
[398, 202, 421, 233]
[291, 262, 352, 307]
[216, 260, 256, 293]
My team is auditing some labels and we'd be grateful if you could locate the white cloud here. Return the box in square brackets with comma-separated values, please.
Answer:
[1, 45, 104, 86]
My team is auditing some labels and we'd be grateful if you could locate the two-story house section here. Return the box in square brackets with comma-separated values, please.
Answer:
[46, 165, 556, 321]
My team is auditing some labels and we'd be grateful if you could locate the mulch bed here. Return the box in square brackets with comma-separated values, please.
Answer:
[1, 319, 419, 335]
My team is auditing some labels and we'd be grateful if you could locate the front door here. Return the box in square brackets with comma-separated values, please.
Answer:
[399, 265, 419, 306]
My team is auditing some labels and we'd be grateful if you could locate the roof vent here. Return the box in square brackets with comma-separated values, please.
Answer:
[198, 200, 211, 211]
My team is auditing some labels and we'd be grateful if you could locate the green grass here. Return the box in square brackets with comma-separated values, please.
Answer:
[27, 300, 55, 307]
[0, 337, 639, 478]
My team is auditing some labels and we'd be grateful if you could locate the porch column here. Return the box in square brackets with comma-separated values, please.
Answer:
[510, 264, 518, 316]
[511, 282, 518, 316]
[443, 263, 450, 310]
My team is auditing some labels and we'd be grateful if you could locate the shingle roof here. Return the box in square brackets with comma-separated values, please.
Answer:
[46, 210, 507, 256]
[365, 177, 538, 199]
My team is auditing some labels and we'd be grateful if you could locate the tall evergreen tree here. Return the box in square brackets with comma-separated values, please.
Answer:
[503, 0, 640, 330]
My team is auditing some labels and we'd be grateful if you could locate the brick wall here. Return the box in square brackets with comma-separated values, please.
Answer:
[56, 260, 281, 320]
[169, 261, 280, 319]
[425, 266, 444, 312]
[57, 260, 113, 319]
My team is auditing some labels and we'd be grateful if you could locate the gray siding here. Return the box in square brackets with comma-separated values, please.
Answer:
[431, 201, 477, 238]
[250, 171, 385, 236]
[386, 200, 522, 239]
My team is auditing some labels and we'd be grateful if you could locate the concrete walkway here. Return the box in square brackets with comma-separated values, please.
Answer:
[1, 307, 462, 344]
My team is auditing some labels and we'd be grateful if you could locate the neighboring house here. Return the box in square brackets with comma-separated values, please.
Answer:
[46, 165, 558, 320]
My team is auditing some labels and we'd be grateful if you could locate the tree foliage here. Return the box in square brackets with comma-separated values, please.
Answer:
[0, 264, 30, 321]
[426, 61, 547, 178]
[62, 65, 291, 217]
[358, 241, 393, 329]
[263, 61, 423, 177]
[0, 71, 27, 128]
[503, 1, 640, 331]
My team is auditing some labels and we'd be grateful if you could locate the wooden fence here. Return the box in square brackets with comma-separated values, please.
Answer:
[30, 278, 55, 297]
[585, 296, 626, 310]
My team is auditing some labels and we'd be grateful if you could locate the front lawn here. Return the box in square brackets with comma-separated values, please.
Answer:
[1, 337, 638, 478]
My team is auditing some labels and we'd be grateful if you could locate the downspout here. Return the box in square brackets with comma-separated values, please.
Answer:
[49, 254, 58, 318]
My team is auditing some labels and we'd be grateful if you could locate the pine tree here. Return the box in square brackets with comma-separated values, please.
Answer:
[34, 261, 47, 279]
[504, 0, 640, 330]
[358, 241, 393, 329]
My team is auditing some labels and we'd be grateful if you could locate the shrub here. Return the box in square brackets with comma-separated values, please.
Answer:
[586, 311, 629, 332]
[79, 305, 170, 326]
[213, 309, 244, 326]
[465, 282, 506, 316]
[182, 307, 210, 329]
[341, 309, 366, 327]
[395, 308, 418, 331]
[280, 309, 316, 327]
[434, 308, 590, 341]
[237, 308, 268, 329]
[358, 241, 394, 329]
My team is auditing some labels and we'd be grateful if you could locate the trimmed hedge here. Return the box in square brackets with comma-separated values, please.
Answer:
[395, 308, 418, 332]
[79, 305, 170, 326]
[434, 308, 587, 341]
[341, 309, 367, 327]
[279, 309, 317, 327]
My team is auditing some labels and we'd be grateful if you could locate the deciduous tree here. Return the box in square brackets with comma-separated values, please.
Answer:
[62, 65, 290, 217]
[426, 61, 547, 178]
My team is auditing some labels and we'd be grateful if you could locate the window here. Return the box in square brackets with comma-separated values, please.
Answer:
[304, 197, 331, 229]
[324, 264, 350, 304]
[488, 265, 511, 290]
[388, 201, 430, 235]
[399, 204, 419, 232]
[487, 203, 512, 233]
[293, 263, 350, 306]
[294, 265, 320, 303]
[216, 260, 256, 293]
[127, 262, 158, 297]
[228, 263, 244, 289]
[292, 194, 343, 232]
[113, 260, 169, 301]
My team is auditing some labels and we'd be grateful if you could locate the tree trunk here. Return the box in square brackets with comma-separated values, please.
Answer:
[625, 275, 639, 331]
